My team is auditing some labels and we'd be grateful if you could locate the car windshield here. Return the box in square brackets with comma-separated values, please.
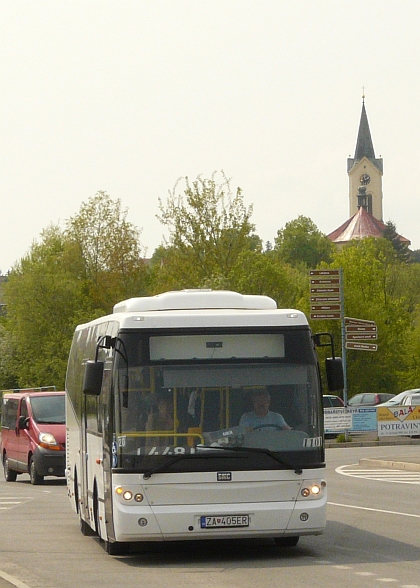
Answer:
[30, 395, 65, 424]
[348, 395, 363, 405]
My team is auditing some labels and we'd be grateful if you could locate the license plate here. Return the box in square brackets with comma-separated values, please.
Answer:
[200, 515, 249, 528]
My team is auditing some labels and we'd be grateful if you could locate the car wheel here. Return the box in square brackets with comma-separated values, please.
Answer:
[3, 454, 18, 482]
[29, 457, 44, 485]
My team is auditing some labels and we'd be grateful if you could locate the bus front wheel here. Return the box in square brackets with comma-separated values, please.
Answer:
[274, 536, 299, 547]
[106, 540, 130, 556]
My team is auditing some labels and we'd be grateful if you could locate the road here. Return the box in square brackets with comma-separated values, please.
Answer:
[0, 444, 419, 588]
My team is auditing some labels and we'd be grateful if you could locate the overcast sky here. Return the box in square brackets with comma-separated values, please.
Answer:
[1, 1, 420, 273]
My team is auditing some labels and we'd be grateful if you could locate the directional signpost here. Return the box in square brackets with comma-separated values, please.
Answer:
[309, 270, 379, 440]
[344, 317, 378, 352]
[309, 269, 343, 321]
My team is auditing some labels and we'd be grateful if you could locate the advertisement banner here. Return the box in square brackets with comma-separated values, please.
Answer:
[377, 405, 420, 437]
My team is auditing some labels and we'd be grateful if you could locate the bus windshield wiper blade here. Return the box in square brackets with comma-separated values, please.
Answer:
[200, 445, 303, 475]
[142, 452, 230, 480]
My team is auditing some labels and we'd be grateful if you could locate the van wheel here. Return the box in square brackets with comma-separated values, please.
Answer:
[29, 457, 44, 485]
[3, 455, 18, 482]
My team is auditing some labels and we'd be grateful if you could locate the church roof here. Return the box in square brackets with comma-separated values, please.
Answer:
[327, 206, 410, 245]
[347, 102, 383, 173]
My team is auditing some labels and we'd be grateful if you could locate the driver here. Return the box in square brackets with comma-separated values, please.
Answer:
[239, 388, 291, 431]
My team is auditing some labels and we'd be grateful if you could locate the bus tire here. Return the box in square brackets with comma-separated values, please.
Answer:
[3, 454, 18, 482]
[274, 536, 299, 547]
[80, 516, 96, 536]
[93, 485, 100, 537]
[29, 457, 44, 485]
[106, 540, 130, 556]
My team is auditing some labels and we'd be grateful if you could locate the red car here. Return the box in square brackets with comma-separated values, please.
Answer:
[347, 393, 395, 407]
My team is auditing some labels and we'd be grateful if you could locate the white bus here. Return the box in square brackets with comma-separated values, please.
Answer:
[65, 289, 343, 554]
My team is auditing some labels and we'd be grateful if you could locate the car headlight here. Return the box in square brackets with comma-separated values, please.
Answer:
[39, 432, 61, 450]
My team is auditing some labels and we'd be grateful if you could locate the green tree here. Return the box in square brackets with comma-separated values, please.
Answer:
[383, 220, 410, 263]
[2, 226, 88, 389]
[274, 216, 333, 269]
[327, 238, 414, 397]
[66, 191, 148, 312]
[229, 250, 307, 310]
[153, 173, 258, 291]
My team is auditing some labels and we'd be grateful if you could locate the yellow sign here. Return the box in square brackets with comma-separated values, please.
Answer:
[377, 405, 420, 437]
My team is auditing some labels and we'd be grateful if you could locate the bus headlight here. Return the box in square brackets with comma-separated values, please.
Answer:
[298, 480, 326, 499]
[115, 487, 144, 503]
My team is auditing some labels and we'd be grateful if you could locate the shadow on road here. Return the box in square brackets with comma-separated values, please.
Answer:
[107, 520, 419, 567]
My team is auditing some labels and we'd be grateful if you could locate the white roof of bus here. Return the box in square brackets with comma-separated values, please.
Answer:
[113, 290, 276, 313]
[76, 290, 309, 330]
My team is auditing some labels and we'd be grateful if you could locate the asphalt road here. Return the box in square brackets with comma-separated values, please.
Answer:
[0, 443, 419, 588]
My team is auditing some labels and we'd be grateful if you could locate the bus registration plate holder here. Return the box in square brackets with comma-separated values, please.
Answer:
[200, 515, 249, 528]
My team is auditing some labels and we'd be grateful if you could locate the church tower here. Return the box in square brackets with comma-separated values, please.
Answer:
[347, 98, 383, 220]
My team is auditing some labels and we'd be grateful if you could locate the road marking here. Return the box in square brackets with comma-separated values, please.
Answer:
[0, 496, 34, 510]
[328, 501, 420, 518]
[0, 569, 33, 588]
[335, 464, 420, 484]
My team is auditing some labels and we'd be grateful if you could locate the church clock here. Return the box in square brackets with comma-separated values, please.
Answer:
[360, 173, 371, 185]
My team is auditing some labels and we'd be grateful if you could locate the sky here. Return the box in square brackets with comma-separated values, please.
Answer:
[1, 1, 420, 273]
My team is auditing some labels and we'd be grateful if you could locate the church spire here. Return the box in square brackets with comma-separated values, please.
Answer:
[347, 99, 383, 173]
[354, 102, 376, 161]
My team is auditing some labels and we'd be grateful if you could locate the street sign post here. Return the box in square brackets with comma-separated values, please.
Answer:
[345, 341, 378, 351]
[309, 269, 343, 321]
[344, 316, 378, 351]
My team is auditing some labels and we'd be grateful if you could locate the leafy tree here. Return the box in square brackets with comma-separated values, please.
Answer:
[2, 226, 89, 389]
[153, 173, 258, 291]
[274, 216, 333, 269]
[410, 249, 420, 263]
[383, 220, 410, 263]
[229, 250, 307, 310]
[399, 307, 420, 389]
[326, 238, 414, 397]
[66, 191, 148, 312]
[0, 324, 19, 389]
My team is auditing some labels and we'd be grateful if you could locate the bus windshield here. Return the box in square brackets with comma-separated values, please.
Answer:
[112, 329, 323, 471]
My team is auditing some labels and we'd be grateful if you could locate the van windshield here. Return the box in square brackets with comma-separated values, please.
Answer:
[30, 395, 65, 424]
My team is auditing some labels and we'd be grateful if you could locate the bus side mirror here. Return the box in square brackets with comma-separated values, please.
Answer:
[83, 361, 104, 395]
[325, 357, 344, 392]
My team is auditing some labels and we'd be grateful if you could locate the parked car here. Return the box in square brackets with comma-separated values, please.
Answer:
[377, 388, 420, 407]
[1, 389, 66, 485]
[347, 392, 395, 407]
[323, 395, 344, 408]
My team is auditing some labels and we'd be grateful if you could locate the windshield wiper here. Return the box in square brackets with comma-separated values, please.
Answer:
[142, 451, 241, 480]
[199, 445, 303, 475]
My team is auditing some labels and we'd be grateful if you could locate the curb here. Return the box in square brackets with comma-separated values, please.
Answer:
[359, 458, 420, 472]
[326, 438, 420, 449]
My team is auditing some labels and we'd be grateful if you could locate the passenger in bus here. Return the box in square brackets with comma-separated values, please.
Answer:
[144, 395, 180, 451]
[239, 388, 291, 431]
